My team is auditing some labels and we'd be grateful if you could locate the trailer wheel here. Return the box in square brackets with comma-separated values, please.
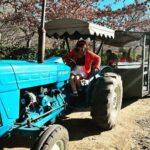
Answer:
[32, 124, 69, 150]
[91, 73, 123, 130]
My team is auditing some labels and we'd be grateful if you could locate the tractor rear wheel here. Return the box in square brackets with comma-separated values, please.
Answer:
[90, 73, 123, 130]
[32, 124, 69, 150]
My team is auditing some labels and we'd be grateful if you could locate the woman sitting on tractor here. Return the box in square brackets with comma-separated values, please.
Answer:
[64, 40, 101, 96]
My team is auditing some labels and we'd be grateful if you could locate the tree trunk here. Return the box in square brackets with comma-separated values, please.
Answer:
[26, 38, 32, 48]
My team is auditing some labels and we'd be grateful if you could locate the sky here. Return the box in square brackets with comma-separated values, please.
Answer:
[98, 0, 135, 10]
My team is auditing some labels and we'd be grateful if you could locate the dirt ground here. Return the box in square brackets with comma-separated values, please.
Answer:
[1, 97, 150, 150]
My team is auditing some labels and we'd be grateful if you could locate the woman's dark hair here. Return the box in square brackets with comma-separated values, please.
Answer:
[75, 40, 87, 52]
[106, 49, 112, 54]
[76, 40, 86, 47]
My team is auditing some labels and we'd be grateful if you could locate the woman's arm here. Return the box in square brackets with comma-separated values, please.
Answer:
[90, 51, 101, 69]
[64, 50, 76, 65]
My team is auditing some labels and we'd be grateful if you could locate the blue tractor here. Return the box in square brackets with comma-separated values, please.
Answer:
[0, 5, 123, 149]
[0, 58, 70, 149]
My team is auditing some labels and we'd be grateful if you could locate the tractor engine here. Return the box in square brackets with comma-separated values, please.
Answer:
[18, 87, 66, 124]
[21, 91, 37, 110]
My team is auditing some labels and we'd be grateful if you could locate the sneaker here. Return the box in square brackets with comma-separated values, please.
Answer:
[70, 92, 78, 97]
[73, 93, 78, 97]
[78, 88, 82, 92]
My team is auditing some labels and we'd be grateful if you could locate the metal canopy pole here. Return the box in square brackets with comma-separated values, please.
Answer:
[65, 37, 70, 52]
[97, 38, 104, 55]
[146, 34, 150, 93]
[93, 33, 96, 53]
[38, 0, 47, 63]
[141, 35, 149, 96]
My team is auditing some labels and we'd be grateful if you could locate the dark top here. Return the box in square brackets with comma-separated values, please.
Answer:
[107, 53, 118, 65]
[76, 55, 85, 66]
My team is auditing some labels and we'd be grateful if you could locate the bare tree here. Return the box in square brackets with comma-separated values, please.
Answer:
[0, 0, 149, 48]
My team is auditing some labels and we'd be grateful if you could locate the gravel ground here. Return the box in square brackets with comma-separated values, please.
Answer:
[130, 112, 150, 150]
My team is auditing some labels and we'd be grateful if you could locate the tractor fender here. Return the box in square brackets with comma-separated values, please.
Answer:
[99, 65, 113, 76]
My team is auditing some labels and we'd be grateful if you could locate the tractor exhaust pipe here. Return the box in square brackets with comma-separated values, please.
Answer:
[38, 0, 47, 63]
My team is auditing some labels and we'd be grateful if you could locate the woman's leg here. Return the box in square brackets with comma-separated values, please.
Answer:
[75, 75, 82, 89]
[70, 74, 78, 93]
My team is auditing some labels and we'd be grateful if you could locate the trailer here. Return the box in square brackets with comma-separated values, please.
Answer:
[105, 31, 150, 98]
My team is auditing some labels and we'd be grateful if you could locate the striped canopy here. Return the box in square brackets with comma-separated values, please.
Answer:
[45, 18, 115, 39]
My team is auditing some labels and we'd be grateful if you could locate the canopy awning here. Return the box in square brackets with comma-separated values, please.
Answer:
[45, 18, 115, 39]
[105, 31, 146, 47]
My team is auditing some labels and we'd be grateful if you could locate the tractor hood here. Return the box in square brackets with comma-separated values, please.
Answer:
[0, 57, 70, 91]
[45, 18, 115, 39]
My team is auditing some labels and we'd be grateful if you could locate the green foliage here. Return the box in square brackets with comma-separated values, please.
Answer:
[45, 48, 67, 59]
[0, 46, 67, 60]
[0, 47, 36, 60]
[101, 54, 107, 65]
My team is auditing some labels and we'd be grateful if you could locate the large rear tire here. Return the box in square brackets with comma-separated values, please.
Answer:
[32, 125, 69, 150]
[91, 73, 123, 130]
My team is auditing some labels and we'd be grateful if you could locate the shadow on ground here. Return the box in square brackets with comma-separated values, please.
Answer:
[121, 95, 150, 109]
[0, 135, 35, 149]
[59, 118, 103, 141]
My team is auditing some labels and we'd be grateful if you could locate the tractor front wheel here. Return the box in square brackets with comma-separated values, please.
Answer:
[32, 124, 69, 150]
